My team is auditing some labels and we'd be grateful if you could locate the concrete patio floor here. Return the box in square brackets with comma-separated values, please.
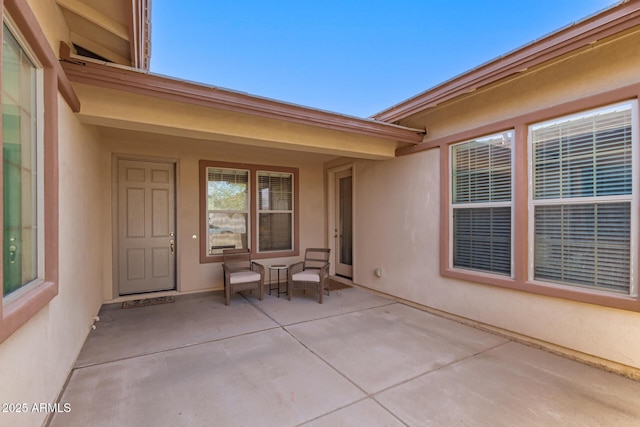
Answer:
[49, 286, 640, 426]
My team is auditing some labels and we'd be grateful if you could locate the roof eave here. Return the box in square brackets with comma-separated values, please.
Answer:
[373, 0, 640, 123]
[60, 59, 425, 144]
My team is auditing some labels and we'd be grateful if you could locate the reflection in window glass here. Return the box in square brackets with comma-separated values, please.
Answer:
[3, 23, 38, 296]
[207, 168, 249, 254]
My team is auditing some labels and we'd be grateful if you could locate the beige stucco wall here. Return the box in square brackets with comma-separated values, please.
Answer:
[354, 150, 640, 371]
[98, 131, 331, 301]
[0, 97, 105, 427]
[0, 4, 106, 426]
[352, 30, 640, 371]
[25, 0, 69, 53]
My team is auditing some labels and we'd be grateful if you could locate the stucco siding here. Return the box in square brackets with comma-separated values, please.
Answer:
[25, 0, 69, 53]
[353, 148, 640, 371]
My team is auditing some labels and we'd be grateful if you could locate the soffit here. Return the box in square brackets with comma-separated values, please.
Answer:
[56, 0, 150, 69]
[97, 127, 340, 163]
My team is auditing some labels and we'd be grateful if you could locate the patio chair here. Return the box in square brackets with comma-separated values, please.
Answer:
[288, 248, 331, 304]
[222, 249, 265, 306]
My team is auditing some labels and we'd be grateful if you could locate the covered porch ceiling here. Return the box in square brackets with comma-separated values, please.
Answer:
[61, 60, 425, 160]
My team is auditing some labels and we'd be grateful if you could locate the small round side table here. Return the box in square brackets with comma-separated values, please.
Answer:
[268, 264, 288, 297]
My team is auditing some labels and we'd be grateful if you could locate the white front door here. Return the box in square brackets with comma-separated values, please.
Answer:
[334, 169, 353, 278]
[117, 159, 176, 295]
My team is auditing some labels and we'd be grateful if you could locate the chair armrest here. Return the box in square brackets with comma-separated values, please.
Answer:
[288, 261, 304, 279]
[320, 262, 330, 276]
[251, 262, 265, 279]
[222, 263, 231, 284]
[319, 263, 330, 282]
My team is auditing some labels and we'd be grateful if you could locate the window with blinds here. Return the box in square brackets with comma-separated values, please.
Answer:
[201, 162, 298, 259]
[257, 171, 293, 252]
[207, 168, 249, 255]
[530, 101, 637, 294]
[451, 131, 513, 275]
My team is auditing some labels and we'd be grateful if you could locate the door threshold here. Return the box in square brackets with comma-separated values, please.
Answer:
[329, 275, 353, 285]
[108, 289, 181, 304]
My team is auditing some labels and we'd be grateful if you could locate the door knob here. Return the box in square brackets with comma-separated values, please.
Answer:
[170, 239, 175, 255]
[9, 244, 17, 263]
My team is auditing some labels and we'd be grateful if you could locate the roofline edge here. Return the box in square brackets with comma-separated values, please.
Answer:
[60, 59, 425, 144]
[373, 0, 640, 123]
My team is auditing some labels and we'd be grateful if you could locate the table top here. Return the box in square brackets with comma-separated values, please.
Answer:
[269, 264, 287, 269]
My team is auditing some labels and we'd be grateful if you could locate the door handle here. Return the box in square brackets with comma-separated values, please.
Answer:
[8, 236, 17, 263]
[170, 239, 175, 255]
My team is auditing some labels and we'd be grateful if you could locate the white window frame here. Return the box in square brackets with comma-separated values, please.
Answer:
[449, 131, 515, 278]
[2, 17, 45, 304]
[527, 100, 639, 297]
[256, 170, 295, 254]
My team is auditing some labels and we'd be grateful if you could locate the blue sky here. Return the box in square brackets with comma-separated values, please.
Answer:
[151, 1, 620, 118]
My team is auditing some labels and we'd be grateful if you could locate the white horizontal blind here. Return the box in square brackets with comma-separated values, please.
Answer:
[451, 132, 513, 275]
[530, 102, 634, 293]
[532, 105, 632, 199]
[207, 168, 249, 255]
[257, 171, 293, 252]
[453, 207, 511, 274]
[534, 203, 630, 292]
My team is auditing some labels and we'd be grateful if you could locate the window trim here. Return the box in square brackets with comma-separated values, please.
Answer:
[199, 160, 299, 263]
[449, 131, 515, 278]
[0, 1, 59, 345]
[438, 83, 640, 312]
